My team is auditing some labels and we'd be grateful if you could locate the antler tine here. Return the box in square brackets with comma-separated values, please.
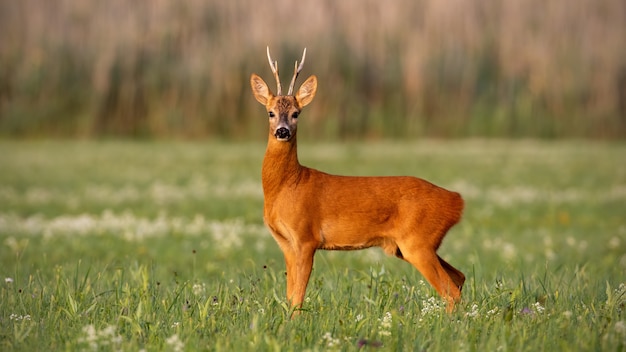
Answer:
[287, 48, 307, 96]
[266, 46, 282, 96]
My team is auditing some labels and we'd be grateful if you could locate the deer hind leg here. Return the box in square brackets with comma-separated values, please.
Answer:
[400, 245, 462, 313]
[438, 255, 465, 290]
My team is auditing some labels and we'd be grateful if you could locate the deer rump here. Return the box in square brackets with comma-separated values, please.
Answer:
[263, 168, 464, 259]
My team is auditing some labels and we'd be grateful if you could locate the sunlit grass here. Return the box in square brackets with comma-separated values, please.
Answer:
[0, 140, 625, 351]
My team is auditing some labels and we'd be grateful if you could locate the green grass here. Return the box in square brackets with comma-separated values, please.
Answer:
[0, 140, 625, 351]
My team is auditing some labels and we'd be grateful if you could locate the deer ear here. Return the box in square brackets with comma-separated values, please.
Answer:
[250, 74, 273, 105]
[296, 75, 317, 107]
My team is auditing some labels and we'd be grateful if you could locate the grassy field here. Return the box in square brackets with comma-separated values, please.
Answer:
[0, 140, 624, 351]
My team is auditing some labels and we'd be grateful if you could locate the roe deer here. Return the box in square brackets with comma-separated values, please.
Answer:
[250, 47, 465, 314]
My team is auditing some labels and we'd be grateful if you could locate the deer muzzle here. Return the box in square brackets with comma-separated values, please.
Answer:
[275, 127, 291, 140]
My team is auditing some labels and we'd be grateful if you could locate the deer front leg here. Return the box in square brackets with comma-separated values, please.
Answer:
[282, 249, 297, 303]
[270, 233, 298, 303]
[290, 243, 316, 313]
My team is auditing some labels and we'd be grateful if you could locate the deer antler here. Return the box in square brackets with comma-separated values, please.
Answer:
[287, 48, 307, 96]
[266, 46, 282, 96]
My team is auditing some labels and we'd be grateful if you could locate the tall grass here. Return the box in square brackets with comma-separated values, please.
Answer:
[1, 0, 625, 139]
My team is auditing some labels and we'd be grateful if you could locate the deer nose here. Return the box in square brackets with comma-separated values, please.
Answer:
[275, 127, 291, 140]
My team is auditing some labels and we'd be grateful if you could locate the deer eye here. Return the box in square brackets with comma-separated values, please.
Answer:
[292, 112, 299, 119]
[268, 111, 275, 118]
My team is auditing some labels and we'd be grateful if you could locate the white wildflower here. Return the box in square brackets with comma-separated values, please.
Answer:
[9, 314, 31, 321]
[192, 283, 206, 296]
[355, 314, 363, 323]
[321, 332, 340, 347]
[166, 334, 184, 352]
[421, 296, 444, 316]
[378, 312, 392, 337]
[533, 302, 545, 314]
[78, 324, 121, 351]
[5, 277, 13, 283]
[80, 325, 98, 350]
[487, 307, 499, 316]
[465, 304, 479, 318]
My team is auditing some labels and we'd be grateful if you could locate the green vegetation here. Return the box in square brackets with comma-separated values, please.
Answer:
[1, 1, 625, 139]
[0, 140, 624, 351]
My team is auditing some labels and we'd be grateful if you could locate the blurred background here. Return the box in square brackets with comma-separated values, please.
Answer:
[0, 0, 624, 140]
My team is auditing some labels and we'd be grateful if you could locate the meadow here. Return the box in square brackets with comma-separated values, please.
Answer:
[0, 140, 624, 351]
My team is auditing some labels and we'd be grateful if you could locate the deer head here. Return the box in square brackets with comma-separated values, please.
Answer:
[251, 47, 317, 141]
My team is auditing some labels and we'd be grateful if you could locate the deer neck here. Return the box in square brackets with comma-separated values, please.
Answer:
[262, 135, 303, 199]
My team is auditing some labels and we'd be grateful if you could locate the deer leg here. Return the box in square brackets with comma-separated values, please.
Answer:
[282, 249, 297, 303]
[400, 246, 462, 313]
[290, 244, 316, 312]
[269, 232, 298, 304]
[437, 255, 465, 290]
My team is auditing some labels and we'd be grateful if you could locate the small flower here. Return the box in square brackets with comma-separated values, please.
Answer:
[520, 302, 545, 317]
[378, 330, 391, 337]
[166, 334, 184, 352]
[520, 307, 533, 316]
[171, 321, 180, 328]
[357, 338, 383, 348]
[5, 277, 13, 283]
[355, 314, 363, 323]
[192, 283, 206, 296]
[465, 303, 479, 318]
[421, 296, 444, 316]
[378, 312, 392, 337]
[321, 332, 340, 347]
[77, 324, 121, 351]
[487, 307, 499, 316]
[9, 314, 31, 321]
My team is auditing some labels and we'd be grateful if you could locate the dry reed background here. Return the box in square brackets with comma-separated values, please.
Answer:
[0, 0, 625, 139]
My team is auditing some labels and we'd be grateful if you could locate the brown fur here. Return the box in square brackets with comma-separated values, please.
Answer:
[250, 57, 465, 314]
